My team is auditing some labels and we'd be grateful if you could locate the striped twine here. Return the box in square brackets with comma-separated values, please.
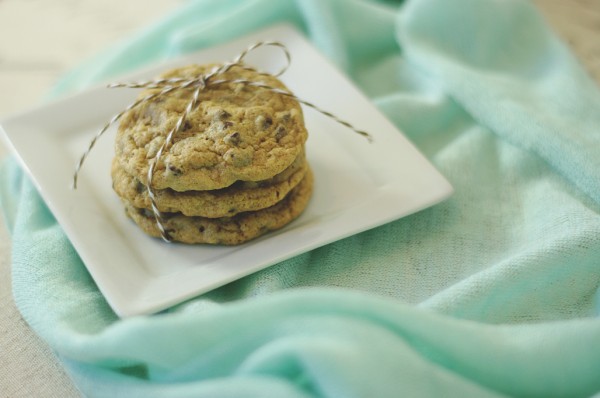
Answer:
[73, 41, 372, 242]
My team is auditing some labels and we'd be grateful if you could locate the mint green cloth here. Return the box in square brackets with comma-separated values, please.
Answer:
[2, 0, 600, 396]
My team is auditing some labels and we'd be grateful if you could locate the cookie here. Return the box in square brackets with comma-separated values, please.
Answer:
[122, 168, 314, 245]
[115, 64, 308, 192]
[111, 151, 307, 218]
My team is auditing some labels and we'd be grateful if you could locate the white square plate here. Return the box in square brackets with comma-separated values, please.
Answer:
[0, 24, 452, 317]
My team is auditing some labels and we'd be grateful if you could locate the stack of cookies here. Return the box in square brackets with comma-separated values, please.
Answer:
[111, 64, 312, 245]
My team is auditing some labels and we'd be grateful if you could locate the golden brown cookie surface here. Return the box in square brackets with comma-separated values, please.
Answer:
[122, 168, 313, 245]
[115, 64, 308, 192]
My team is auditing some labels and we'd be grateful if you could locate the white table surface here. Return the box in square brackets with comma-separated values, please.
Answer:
[0, 0, 598, 396]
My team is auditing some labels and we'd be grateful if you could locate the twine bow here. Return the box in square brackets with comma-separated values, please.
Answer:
[73, 41, 372, 242]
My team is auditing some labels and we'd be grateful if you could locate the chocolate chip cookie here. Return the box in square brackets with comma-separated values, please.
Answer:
[115, 64, 308, 192]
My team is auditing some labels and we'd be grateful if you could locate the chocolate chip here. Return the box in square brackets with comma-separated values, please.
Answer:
[263, 117, 273, 129]
[275, 125, 287, 141]
[167, 164, 182, 176]
[198, 226, 205, 233]
[182, 120, 192, 131]
[135, 181, 145, 193]
[223, 148, 252, 167]
[224, 131, 241, 145]
[222, 121, 234, 129]
[281, 112, 291, 122]
[140, 208, 154, 218]
[255, 115, 273, 130]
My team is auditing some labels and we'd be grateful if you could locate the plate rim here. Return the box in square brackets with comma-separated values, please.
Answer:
[0, 23, 453, 317]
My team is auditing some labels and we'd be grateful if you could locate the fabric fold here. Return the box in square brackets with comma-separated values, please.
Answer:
[398, 0, 600, 204]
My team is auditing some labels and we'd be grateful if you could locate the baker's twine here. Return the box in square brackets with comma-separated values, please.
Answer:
[73, 41, 372, 242]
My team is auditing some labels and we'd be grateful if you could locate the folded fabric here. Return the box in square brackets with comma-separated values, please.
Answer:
[1, 0, 599, 397]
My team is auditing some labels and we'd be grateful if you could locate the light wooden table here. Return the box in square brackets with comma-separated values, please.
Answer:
[0, 0, 598, 396]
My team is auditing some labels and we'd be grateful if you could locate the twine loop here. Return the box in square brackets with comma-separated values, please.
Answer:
[73, 41, 372, 243]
